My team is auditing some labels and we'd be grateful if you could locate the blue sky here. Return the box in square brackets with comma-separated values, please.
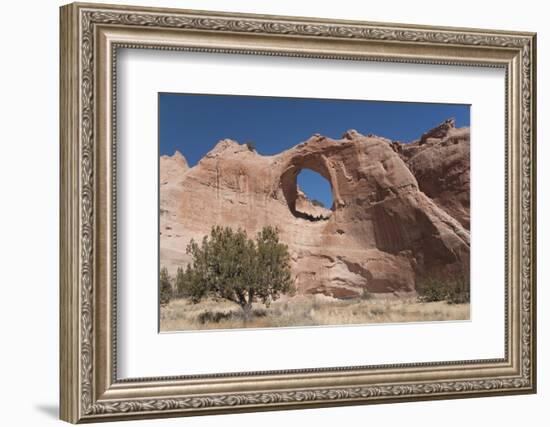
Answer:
[159, 93, 470, 208]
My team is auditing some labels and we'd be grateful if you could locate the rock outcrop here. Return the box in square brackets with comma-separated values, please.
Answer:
[160, 120, 470, 298]
[396, 119, 470, 229]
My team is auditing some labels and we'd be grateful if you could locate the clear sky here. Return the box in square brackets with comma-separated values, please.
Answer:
[159, 93, 470, 208]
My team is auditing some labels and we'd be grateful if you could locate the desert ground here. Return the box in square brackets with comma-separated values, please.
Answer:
[160, 295, 470, 332]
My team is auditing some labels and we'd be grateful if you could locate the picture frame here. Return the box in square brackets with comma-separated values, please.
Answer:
[59, 2, 536, 423]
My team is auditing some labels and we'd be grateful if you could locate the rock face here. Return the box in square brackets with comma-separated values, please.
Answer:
[160, 120, 470, 298]
[396, 119, 470, 229]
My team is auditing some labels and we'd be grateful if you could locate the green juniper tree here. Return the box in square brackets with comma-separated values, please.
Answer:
[175, 266, 186, 297]
[159, 266, 173, 306]
[181, 225, 293, 320]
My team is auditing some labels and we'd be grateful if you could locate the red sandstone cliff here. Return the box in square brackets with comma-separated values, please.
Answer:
[160, 120, 470, 298]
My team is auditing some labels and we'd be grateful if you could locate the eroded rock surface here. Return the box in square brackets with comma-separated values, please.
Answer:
[160, 120, 470, 297]
[396, 119, 470, 229]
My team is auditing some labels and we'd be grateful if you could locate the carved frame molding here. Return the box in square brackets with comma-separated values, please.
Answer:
[60, 2, 536, 423]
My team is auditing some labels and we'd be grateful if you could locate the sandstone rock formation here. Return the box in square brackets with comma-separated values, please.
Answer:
[396, 118, 470, 229]
[160, 120, 470, 298]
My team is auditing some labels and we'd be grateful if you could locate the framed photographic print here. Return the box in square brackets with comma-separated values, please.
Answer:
[59, 2, 537, 423]
[157, 95, 472, 332]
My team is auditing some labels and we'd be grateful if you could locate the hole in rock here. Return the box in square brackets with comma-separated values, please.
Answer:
[294, 169, 333, 221]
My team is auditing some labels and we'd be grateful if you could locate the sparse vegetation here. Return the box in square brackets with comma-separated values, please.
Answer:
[417, 276, 470, 305]
[198, 310, 234, 324]
[197, 308, 268, 325]
[175, 266, 186, 297]
[446, 277, 470, 304]
[160, 295, 469, 331]
[159, 266, 172, 306]
[179, 225, 294, 320]
[245, 141, 256, 152]
[360, 288, 373, 300]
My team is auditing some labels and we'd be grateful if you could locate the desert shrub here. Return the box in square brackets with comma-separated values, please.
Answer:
[175, 266, 186, 297]
[252, 308, 268, 318]
[197, 308, 268, 324]
[370, 306, 386, 316]
[417, 276, 470, 305]
[417, 278, 447, 302]
[198, 310, 235, 324]
[360, 288, 373, 300]
[159, 266, 173, 306]
[446, 277, 470, 304]
[183, 225, 294, 320]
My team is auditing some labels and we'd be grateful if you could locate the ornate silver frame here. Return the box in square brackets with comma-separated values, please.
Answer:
[60, 2, 537, 423]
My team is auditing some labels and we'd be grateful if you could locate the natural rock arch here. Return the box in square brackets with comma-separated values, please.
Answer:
[160, 124, 471, 297]
[281, 155, 330, 207]
[281, 160, 334, 221]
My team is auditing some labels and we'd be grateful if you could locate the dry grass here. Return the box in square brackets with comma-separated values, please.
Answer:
[160, 295, 470, 332]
